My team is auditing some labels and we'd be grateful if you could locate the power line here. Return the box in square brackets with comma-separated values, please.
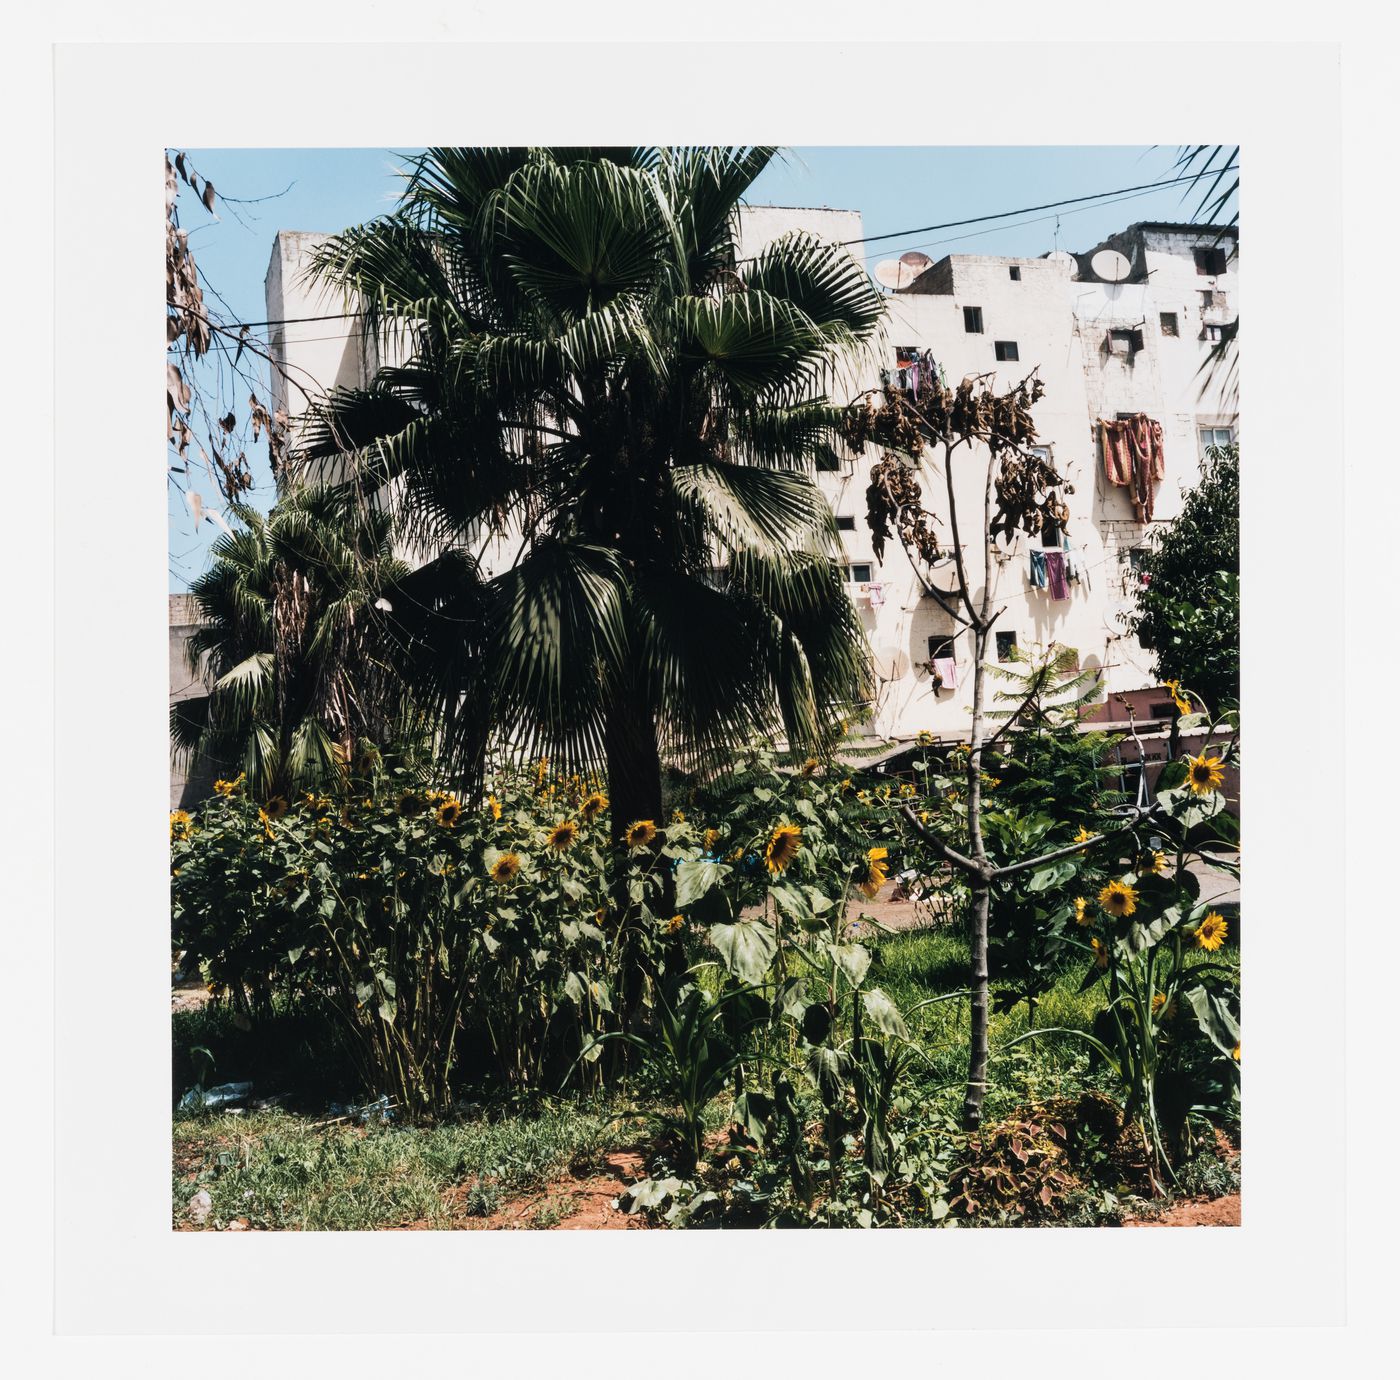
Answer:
[209, 165, 1238, 333]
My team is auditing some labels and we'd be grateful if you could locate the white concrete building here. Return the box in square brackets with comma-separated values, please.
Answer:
[265, 207, 1237, 752]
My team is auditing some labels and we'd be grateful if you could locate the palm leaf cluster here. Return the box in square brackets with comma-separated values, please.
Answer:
[296, 146, 886, 821]
[172, 485, 414, 796]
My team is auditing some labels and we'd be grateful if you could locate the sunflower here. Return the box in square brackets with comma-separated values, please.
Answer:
[855, 846, 890, 899]
[435, 796, 463, 828]
[397, 790, 427, 817]
[169, 810, 193, 842]
[899, 783, 916, 798]
[262, 795, 290, 821]
[1185, 753, 1226, 796]
[799, 757, 819, 777]
[1194, 911, 1229, 951]
[1232, 1042, 1241, 1062]
[533, 758, 550, 790]
[671, 808, 686, 823]
[1152, 992, 1177, 1020]
[665, 914, 685, 935]
[1137, 849, 1168, 876]
[1074, 825, 1094, 844]
[703, 827, 721, 853]
[257, 808, 275, 839]
[839, 778, 853, 794]
[546, 819, 578, 852]
[624, 819, 657, 849]
[1090, 936, 1110, 969]
[1072, 896, 1090, 926]
[213, 773, 244, 797]
[580, 791, 608, 822]
[1163, 679, 1192, 717]
[486, 795, 503, 821]
[1098, 880, 1139, 919]
[764, 822, 803, 874]
[916, 730, 935, 748]
[489, 852, 522, 884]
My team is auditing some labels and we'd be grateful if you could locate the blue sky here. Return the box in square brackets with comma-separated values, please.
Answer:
[169, 144, 1228, 589]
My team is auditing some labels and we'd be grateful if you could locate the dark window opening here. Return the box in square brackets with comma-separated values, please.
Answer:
[1203, 323, 1224, 343]
[835, 515, 856, 531]
[847, 563, 873, 584]
[927, 634, 956, 661]
[1008, 266, 1021, 281]
[1041, 517, 1062, 548]
[1159, 312, 1178, 336]
[994, 340, 1019, 362]
[1194, 246, 1228, 276]
[963, 306, 983, 333]
[995, 631, 1018, 661]
[1148, 701, 1177, 720]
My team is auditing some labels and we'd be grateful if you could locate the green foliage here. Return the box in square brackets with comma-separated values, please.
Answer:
[170, 485, 416, 799]
[1128, 443, 1239, 708]
[946, 1113, 1079, 1224]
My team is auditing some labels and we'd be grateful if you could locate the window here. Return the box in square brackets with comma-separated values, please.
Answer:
[835, 515, 856, 531]
[994, 340, 1019, 362]
[963, 306, 983, 333]
[1008, 266, 1021, 281]
[1194, 246, 1228, 276]
[1198, 425, 1235, 457]
[1202, 323, 1224, 343]
[1159, 312, 1178, 336]
[927, 634, 956, 661]
[1148, 701, 1178, 720]
[1107, 328, 1143, 356]
[845, 563, 873, 584]
[1200, 289, 1227, 310]
[1040, 517, 1062, 549]
[995, 631, 1018, 661]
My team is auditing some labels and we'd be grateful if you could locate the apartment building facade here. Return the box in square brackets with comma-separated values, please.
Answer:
[264, 207, 1238, 758]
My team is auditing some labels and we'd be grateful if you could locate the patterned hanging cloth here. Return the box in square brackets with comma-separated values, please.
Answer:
[1100, 416, 1166, 521]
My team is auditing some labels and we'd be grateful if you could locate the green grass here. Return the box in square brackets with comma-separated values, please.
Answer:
[173, 1099, 627, 1231]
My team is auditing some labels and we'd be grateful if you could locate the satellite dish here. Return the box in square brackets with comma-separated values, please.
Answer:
[874, 251, 932, 291]
[1090, 248, 1132, 284]
[871, 645, 910, 681]
[1046, 249, 1077, 269]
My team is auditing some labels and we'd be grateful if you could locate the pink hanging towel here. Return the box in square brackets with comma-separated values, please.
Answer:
[1045, 551, 1070, 600]
[933, 656, 959, 690]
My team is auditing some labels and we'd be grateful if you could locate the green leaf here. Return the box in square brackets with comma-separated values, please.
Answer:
[287, 946, 305, 965]
[708, 919, 778, 984]
[831, 942, 872, 990]
[1027, 861, 1076, 893]
[861, 987, 909, 1040]
[1156, 759, 1189, 792]
[769, 883, 813, 929]
[675, 858, 730, 909]
[1182, 984, 1239, 1059]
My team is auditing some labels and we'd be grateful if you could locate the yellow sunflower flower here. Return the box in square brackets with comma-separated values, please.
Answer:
[1185, 753, 1226, 796]
[1137, 850, 1168, 876]
[916, 730, 934, 747]
[856, 846, 890, 899]
[1232, 1042, 1241, 1062]
[1072, 896, 1090, 926]
[764, 822, 803, 874]
[580, 791, 608, 822]
[212, 773, 244, 797]
[435, 797, 463, 828]
[489, 853, 522, 884]
[703, 827, 721, 853]
[1091, 936, 1110, 969]
[1098, 880, 1139, 919]
[169, 810, 193, 841]
[397, 790, 427, 817]
[1074, 825, 1094, 844]
[545, 819, 578, 852]
[486, 795, 503, 821]
[671, 808, 686, 823]
[899, 782, 916, 798]
[1152, 992, 1177, 1020]
[1164, 679, 1192, 717]
[262, 795, 290, 821]
[1194, 911, 1229, 951]
[799, 757, 819, 777]
[625, 819, 657, 849]
[665, 914, 685, 935]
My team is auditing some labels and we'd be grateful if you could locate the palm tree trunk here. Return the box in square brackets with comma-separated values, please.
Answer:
[603, 681, 664, 844]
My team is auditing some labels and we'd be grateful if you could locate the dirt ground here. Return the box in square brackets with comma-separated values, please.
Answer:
[1124, 1193, 1240, 1227]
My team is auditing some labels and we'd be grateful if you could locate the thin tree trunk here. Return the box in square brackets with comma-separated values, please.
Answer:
[603, 680, 664, 845]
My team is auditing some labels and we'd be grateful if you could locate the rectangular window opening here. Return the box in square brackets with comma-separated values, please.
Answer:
[1041, 517, 1062, 549]
[995, 631, 1018, 661]
[1202, 323, 1224, 343]
[1198, 425, 1235, 457]
[846, 562, 873, 584]
[927, 634, 956, 661]
[1008, 266, 1021, 281]
[963, 306, 984, 334]
[835, 514, 856, 531]
[1194, 247, 1228, 276]
[994, 340, 1019, 362]
[1159, 312, 1178, 337]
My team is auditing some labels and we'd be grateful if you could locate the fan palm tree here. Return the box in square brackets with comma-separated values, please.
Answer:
[171, 484, 413, 799]
[297, 146, 885, 834]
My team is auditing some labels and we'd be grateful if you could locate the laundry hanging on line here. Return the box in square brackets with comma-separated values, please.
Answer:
[1062, 536, 1088, 589]
[932, 656, 959, 690]
[1045, 551, 1070, 601]
[1028, 549, 1049, 589]
[1099, 415, 1166, 522]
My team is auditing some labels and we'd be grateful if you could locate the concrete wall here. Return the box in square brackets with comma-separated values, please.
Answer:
[169, 593, 214, 809]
